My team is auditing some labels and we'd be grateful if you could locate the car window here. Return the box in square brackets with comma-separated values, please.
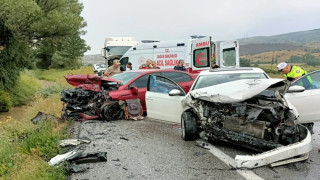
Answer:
[193, 47, 210, 68]
[193, 73, 268, 90]
[161, 72, 193, 83]
[110, 72, 141, 85]
[129, 73, 161, 89]
[291, 71, 320, 90]
[222, 48, 236, 66]
[148, 75, 183, 94]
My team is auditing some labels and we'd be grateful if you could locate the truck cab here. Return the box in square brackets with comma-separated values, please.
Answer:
[101, 37, 139, 66]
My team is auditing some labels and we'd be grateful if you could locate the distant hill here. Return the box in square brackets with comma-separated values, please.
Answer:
[239, 29, 320, 56]
[239, 29, 320, 45]
[82, 54, 105, 65]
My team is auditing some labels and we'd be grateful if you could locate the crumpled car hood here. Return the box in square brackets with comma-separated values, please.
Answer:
[189, 79, 289, 103]
[65, 75, 121, 92]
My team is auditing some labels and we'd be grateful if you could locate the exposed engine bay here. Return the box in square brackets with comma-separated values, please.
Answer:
[190, 96, 307, 152]
[184, 79, 309, 152]
[61, 75, 123, 121]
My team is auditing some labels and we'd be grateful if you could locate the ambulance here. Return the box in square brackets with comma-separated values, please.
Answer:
[119, 36, 239, 73]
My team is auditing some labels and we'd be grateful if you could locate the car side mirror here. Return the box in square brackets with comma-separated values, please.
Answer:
[288, 85, 305, 93]
[168, 89, 182, 96]
[132, 86, 139, 95]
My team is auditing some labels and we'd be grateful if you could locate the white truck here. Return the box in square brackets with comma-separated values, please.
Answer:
[101, 37, 139, 66]
[119, 36, 240, 73]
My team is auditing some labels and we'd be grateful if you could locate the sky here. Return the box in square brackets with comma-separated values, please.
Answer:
[79, 0, 320, 55]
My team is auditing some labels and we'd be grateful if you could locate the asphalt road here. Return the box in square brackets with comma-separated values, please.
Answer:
[69, 119, 320, 180]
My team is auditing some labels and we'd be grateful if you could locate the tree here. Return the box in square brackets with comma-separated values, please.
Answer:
[51, 33, 90, 69]
[240, 58, 251, 67]
[0, 0, 88, 90]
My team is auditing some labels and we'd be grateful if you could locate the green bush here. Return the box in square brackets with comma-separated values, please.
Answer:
[0, 90, 12, 112]
[21, 121, 62, 160]
[0, 139, 16, 176]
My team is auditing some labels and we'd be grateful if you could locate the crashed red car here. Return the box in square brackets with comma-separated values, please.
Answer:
[61, 69, 197, 121]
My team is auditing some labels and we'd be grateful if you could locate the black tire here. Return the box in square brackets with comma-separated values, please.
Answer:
[181, 111, 198, 141]
[102, 102, 124, 121]
[98, 71, 102, 76]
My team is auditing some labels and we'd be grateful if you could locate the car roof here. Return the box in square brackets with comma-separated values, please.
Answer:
[127, 69, 192, 74]
[198, 67, 266, 75]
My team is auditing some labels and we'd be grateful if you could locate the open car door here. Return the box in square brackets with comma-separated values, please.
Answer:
[190, 36, 212, 72]
[285, 70, 320, 123]
[145, 75, 186, 123]
[215, 41, 240, 68]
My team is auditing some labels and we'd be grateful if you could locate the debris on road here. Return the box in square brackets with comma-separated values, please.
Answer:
[71, 152, 107, 164]
[59, 139, 91, 147]
[195, 140, 210, 150]
[71, 164, 87, 173]
[49, 150, 107, 165]
[49, 150, 81, 166]
[31, 111, 60, 124]
[120, 137, 129, 141]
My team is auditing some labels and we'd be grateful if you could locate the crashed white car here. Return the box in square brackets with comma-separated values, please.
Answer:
[145, 68, 319, 169]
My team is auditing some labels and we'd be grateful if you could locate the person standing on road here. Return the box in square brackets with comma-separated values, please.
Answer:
[126, 62, 133, 71]
[174, 59, 186, 71]
[104, 59, 121, 77]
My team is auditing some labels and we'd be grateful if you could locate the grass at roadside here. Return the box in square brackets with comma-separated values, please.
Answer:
[34, 66, 94, 86]
[0, 93, 68, 180]
[0, 66, 87, 179]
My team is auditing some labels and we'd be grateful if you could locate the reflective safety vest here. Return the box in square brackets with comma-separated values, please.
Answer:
[285, 66, 313, 86]
[284, 66, 307, 81]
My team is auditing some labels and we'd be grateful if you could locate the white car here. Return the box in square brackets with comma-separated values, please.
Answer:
[93, 63, 101, 73]
[145, 68, 319, 169]
[97, 64, 107, 76]
[285, 70, 320, 123]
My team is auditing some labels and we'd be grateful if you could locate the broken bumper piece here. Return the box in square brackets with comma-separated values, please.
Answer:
[235, 126, 312, 169]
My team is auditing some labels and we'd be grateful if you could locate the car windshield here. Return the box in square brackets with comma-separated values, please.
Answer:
[99, 64, 106, 68]
[110, 72, 141, 85]
[193, 73, 268, 90]
[107, 46, 131, 56]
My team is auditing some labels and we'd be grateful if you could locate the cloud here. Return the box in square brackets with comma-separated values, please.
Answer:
[79, 0, 320, 54]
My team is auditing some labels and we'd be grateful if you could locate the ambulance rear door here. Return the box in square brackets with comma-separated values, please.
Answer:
[190, 36, 212, 72]
[216, 41, 239, 68]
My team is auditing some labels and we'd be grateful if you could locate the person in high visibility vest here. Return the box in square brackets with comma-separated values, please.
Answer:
[277, 62, 307, 81]
[277, 62, 313, 88]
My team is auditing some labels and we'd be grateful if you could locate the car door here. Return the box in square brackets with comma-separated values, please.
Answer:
[285, 70, 320, 123]
[215, 41, 240, 68]
[127, 73, 161, 110]
[146, 75, 186, 123]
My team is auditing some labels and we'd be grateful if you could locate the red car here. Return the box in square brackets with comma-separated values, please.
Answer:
[108, 69, 197, 111]
[63, 69, 197, 120]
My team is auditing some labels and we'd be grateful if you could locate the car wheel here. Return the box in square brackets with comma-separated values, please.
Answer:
[98, 71, 102, 76]
[102, 102, 124, 121]
[181, 111, 197, 141]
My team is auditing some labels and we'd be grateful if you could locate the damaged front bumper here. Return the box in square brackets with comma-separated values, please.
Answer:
[235, 124, 312, 169]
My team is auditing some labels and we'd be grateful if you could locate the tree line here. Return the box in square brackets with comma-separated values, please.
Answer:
[0, 0, 89, 91]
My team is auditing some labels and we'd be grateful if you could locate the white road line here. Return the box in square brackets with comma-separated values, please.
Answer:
[204, 142, 264, 180]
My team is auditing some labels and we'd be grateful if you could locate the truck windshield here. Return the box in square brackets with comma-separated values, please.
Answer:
[107, 46, 131, 56]
[110, 72, 141, 85]
[192, 73, 268, 90]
